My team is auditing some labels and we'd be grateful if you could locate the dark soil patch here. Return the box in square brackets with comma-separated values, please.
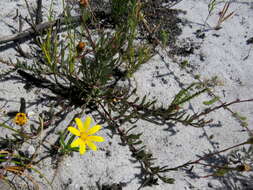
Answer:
[140, 0, 186, 47]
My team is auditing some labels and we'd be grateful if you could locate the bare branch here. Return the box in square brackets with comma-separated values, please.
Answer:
[0, 15, 81, 45]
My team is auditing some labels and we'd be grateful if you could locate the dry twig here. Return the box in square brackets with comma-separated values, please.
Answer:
[0, 15, 81, 45]
[214, 2, 234, 30]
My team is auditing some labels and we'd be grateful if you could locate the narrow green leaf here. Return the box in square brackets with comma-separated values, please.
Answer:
[132, 140, 142, 145]
[126, 125, 138, 134]
[233, 112, 247, 121]
[59, 135, 66, 148]
[127, 133, 142, 140]
[213, 168, 230, 177]
[159, 176, 175, 184]
[140, 95, 147, 105]
[66, 134, 76, 147]
[203, 97, 220, 105]
[246, 137, 253, 145]
[69, 62, 75, 73]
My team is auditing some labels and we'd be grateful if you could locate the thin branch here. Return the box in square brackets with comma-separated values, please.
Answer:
[35, 0, 43, 25]
[163, 140, 248, 172]
[0, 15, 81, 45]
[190, 98, 253, 121]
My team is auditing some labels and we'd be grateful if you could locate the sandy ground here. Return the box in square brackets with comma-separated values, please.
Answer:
[0, 0, 253, 189]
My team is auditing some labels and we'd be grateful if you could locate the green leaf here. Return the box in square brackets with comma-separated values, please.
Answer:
[59, 134, 66, 148]
[133, 97, 140, 104]
[158, 176, 175, 184]
[126, 125, 138, 134]
[150, 166, 160, 173]
[246, 137, 253, 145]
[66, 134, 76, 147]
[241, 121, 248, 127]
[159, 30, 169, 46]
[69, 62, 75, 73]
[180, 60, 189, 68]
[131, 140, 142, 145]
[233, 112, 247, 121]
[203, 97, 220, 105]
[140, 95, 147, 105]
[135, 150, 146, 159]
[127, 133, 142, 139]
[213, 168, 230, 177]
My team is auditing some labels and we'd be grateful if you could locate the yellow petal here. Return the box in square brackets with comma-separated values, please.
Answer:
[84, 116, 91, 131]
[79, 143, 86, 155]
[87, 125, 102, 135]
[75, 118, 84, 132]
[87, 141, 97, 151]
[71, 138, 82, 148]
[68, 127, 80, 136]
[88, 136, 104, 142]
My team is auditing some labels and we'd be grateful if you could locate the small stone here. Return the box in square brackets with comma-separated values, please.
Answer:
[20, 144, 36, 157]
[27, 145, 36, 156]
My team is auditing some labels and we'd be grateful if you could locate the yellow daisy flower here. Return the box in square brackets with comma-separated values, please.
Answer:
[14, 112, 28, 126]
[68, 117, 104, 155]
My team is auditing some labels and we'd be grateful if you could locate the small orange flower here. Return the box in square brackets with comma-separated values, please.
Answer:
[237, 164, 252, 172]
[80, 0, 89, 7]
[14, 112, 28, 126]
[76, 41, 86, 53]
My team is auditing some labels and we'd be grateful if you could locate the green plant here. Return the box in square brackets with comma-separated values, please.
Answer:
[0, 120, 52, 189]
[0, 0, 253, 189]
[214, 2, 234, 30]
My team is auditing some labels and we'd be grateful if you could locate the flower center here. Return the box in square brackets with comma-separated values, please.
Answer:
[80, 132, 88, 141]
